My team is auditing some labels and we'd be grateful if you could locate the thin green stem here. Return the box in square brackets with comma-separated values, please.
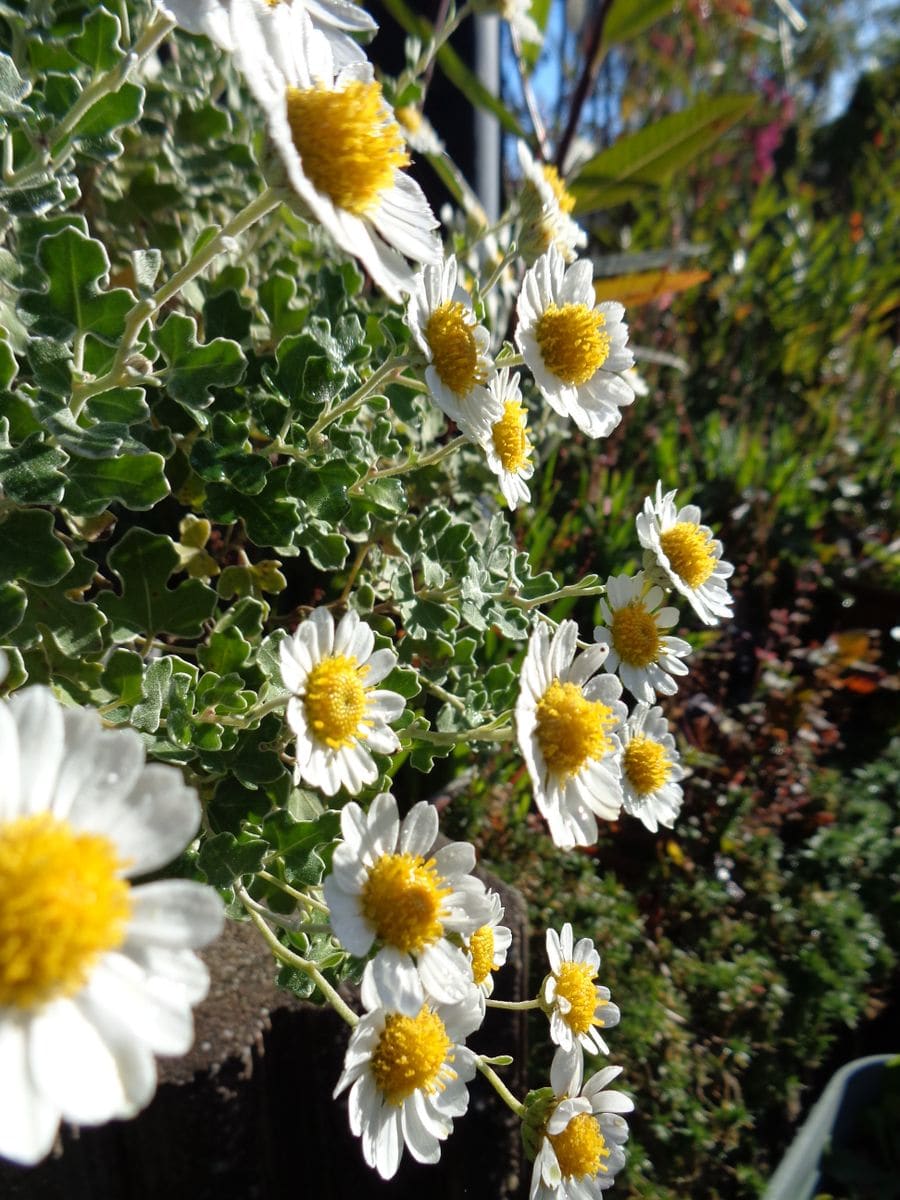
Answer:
[480, 247, 518, 300]
[198, 692, 287, 727]
[349, 435, 467, 495]
[257, 871, 330, 914]
[476, 1058, 525, 1118]
[70, 186, 283, 413]
[406, 715, 514, 747]
[515, 581, 605, 610]
[485, 997, 543, 1012]
[239, 887, 359, 1028]
[306, 356, 406, 444]
[415, 1, 473, 87]
[419, 677, 467, 713]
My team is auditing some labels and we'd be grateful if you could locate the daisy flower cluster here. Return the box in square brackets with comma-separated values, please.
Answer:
[516, 482, 733, 847]
[154, 0, 642, 523]
[519, 923, 632, 1198]
[0, 0, 743, 1186]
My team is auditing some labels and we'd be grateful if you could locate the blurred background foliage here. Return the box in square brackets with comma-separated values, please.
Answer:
[436, 1, 899, 1195]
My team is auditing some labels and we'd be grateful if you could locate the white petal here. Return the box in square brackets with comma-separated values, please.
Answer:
[82, 953, 197, 1056]
[362, 948, 423, 1015]
[416, 940, 475, 1004]
[68, 763, 201, 877]
[401, 1096, 441, 1163]
[9, 687, 64, 817]
[366, 791, 400, 856]
[0, 702, 21, 823]
[126, 880, 224, 950]
[0, 1018, 59, 1166]
[28, 997, 148, 1125]
[398, 800, 438, 856]
[373, 1105, 403, 1179]
[432, 839, 476, 878]
[54, 715, 146, 824]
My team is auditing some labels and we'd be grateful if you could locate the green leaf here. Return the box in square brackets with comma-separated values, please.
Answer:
[131, 656, 173, 733]
[0, 583, 26, 640]
[300, 523, 348, 571]
[68, 7, 123, 72]
[69, 83, 144, 162]
[0, 176, 69, 218]
[570, 96, 758, 212]
[101, 647, 144, 707]
[0, 52, 32, 122]
[0, 508, 73, 586]
[98, 527, 218, 639]
[63, 451, 169, 515]
[0, 339, 16, 389]
[132, 248, 162, 295]
[217, 561, 287, 603]
[190, 412, 267, 494]
[258, 271, 309, 340]
[0, 423, 67, 504]
[18, 226, 135, 343]
[604, 0, 674, 45]
[205, 467, 301, 554]
[198, 832, 268, 887]
[14, 551, 106, 655]
[154, 311, 246, 421]
[197, 626, 253, 673]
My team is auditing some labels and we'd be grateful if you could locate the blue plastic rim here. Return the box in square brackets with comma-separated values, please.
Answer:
[763, 1054, 898, 1200]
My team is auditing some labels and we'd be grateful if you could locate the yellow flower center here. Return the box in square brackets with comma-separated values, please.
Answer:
[0, 814, 131, 1011]
[469, 924, 496, 985]
[491, 399, 531, 473]
[611, 600, 661, 667]
[285, 80, 409, 217]
[623, 734, 671, 796]
[658, 522, 716, 589]
[303, 654, 368, 749]
[535, 678, 616, 780]
[541, 163, 576, 214]
[424, 300, 485, 397]
[360, 852, 450, 954]
[370, 1006, 453, 1105]
[534, 303, 610, 386]
[555, 960, 601, 1035]
[550, 1112, 611, 1179]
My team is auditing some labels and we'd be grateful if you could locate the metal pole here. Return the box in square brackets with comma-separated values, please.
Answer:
[473, 13, 501, 223]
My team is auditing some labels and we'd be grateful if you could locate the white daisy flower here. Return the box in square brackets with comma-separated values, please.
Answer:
[516, 619, 626, 850]
[636, 481, 735, 626]
[541, 924, 620, 1057]
[593, 571, 692, 703]
[334, 988, 482, 1180]
[159, 0, 375, 65]
[407, 254, 495, 430]
[324, 792, 492, 1014]
[232, 0, 441, 302]
[279, 608, 404, 797]
[530, 1046, 633, 1200]
[463, 890, 513, 1000]
[616, 703, 685, 833]
[516, 245, 635, 439]
[0, 687, 223, 1167]
[517, 142, 587, 266]
[477, 367, 534, 510]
